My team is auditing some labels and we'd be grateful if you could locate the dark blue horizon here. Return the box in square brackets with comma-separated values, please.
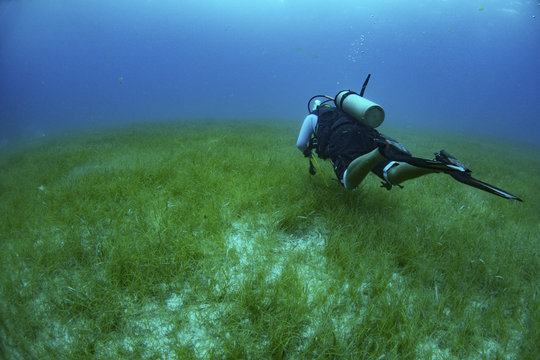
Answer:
[1, 0, 539, 145]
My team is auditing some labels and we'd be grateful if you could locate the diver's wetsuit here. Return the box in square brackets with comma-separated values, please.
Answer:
[296, 113, 391, 184]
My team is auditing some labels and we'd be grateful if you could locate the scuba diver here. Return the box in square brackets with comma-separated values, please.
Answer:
[296, 74, 522, 201]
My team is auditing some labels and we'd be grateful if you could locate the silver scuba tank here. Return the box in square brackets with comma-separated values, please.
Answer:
[334, 90, 385, 128]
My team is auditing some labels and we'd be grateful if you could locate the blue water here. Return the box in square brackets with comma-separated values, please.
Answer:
[1, 0, 539, 144]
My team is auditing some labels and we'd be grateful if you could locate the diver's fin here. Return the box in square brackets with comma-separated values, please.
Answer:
[447, 171, 522, 201]
[377, 139, 463, 172]
[434, 149, 522, 201]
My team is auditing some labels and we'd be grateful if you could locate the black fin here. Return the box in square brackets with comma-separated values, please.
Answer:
[448, 171, 522, 201]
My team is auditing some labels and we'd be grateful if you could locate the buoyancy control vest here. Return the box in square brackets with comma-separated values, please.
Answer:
[309, 105, 381, 160]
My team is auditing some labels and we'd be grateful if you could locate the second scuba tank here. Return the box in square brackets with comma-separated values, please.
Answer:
[334, 90, 385, 128]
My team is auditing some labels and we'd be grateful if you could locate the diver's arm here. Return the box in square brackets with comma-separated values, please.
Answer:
[296, 114, 318, 152]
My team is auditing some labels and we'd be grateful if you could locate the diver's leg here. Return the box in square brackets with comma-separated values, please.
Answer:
[344, 148, 385, 190]
[386, 162, 439, 185]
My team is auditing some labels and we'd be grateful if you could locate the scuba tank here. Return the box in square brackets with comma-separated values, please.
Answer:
[334, 90, 385, 128]
[307, 74, 385, 128]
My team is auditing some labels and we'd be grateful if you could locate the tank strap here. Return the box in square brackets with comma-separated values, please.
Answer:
[338, 90, 359, 109]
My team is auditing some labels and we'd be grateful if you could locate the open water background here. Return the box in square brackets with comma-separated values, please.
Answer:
[1, 0, 539, 144]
